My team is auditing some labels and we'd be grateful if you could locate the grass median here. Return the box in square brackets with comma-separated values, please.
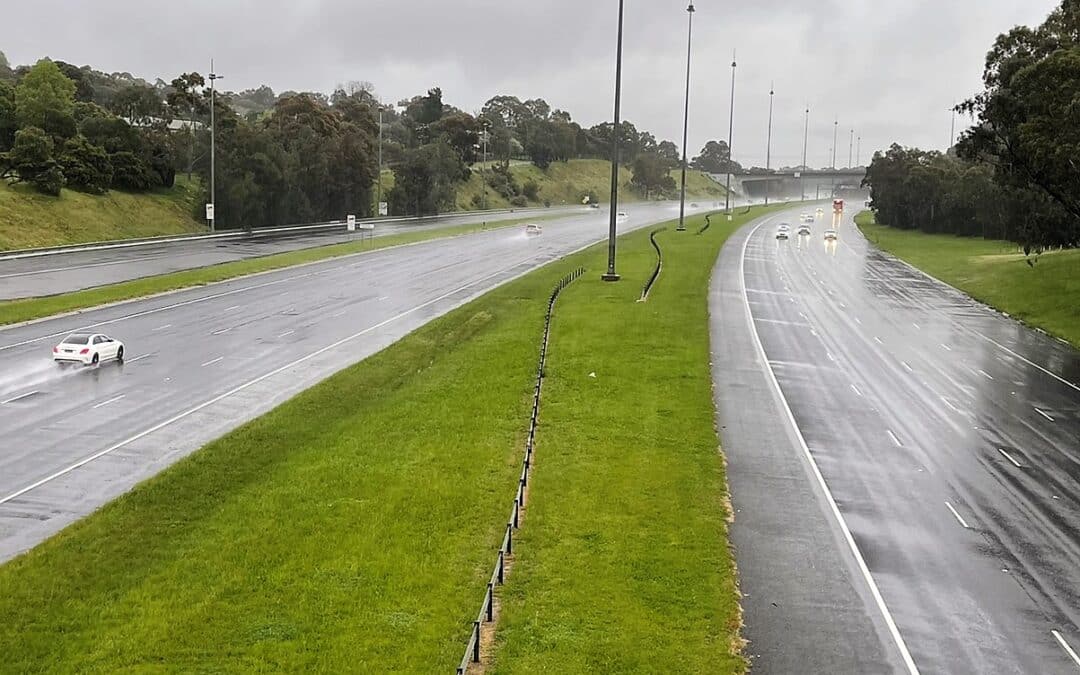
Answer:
[0, 215, 552, 327]
[856, 211, 1080, 347]
[485, 209, 774, 674]
[0, 208, 772, 671]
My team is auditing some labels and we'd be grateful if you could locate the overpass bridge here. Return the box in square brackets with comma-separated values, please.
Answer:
[709, 169, 868, 201]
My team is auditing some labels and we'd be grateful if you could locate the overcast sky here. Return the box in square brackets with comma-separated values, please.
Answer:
[1, 0, 1061, 168]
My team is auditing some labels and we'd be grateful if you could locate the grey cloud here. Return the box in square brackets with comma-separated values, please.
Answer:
[2, 0, 1062, 166]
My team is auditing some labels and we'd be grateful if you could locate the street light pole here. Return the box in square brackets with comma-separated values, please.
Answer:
[377, 107, 384, 216]
[676, 1, 695, 232]
[723, 51, 736, 216]
[848, 128, 854, 168]
[802, 105, 809, 199]
[603, 0, 625, 282]
[831, 118, 838, 169]
[765, 82, 774, 206]
[857, 134, 861, 166]
[208, 60, 222, 232]
[482, 121, 489, 210]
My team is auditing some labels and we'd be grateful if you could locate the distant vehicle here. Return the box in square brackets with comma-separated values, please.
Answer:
[816, 207, 824, 216]
[833, 198, 845, 213]
[800, 214, 815, 223]
[690, 203, 699, 208]
[589, 203, 600, 209]
[617, 211, 628, 218]
[524, 223, 543, 236]
[824, 229, 838, 241]
[53, 333, 125, 366]
[797, 224, 812, 236]
[776, 224, 790, 240]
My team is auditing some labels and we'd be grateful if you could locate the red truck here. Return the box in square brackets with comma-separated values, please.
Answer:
[833, 198, 845, 213]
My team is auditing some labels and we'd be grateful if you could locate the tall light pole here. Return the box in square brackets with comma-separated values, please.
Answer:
[848, 128, 854, 168]
[208, 60, 221, 232]
[949, 103, 956, 150]
[377, 107, 384, 216]
[831, 118, 838, 169]
[481, 120, 490, 210]
[802, 105, 809, 199]
[723, 50, 736, 216]
[676, 1, 695, 232]
[765, 82, 774, 206]
[857, 134, 861, 166]
[603, 0, 625, 282]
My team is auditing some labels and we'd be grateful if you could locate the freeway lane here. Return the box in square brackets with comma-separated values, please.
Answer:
[0, 206, 590, 300]
[0, 202, 702, 561]
[717, 207, 1080, 672]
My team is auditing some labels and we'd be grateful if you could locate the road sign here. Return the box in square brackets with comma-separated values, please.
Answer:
[205, 203, 214, 221]
[794, 172, 801, 179]
[347, 214, 356, 231]
[359, 221, 375, 231]
[379, 202, 388, 216]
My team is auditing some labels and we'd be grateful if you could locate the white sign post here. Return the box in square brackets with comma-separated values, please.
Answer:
[347, 214, 356, 232]
[378, 202, 388, 217]
[205, 203, 214, 222]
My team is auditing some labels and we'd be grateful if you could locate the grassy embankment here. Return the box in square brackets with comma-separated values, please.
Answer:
[0, 175, 204, 251]
[454, 158, 727, 210]
[856, 211, 1080, 347]
[0, 215, 553, 327]
[0, 207, 771, 672]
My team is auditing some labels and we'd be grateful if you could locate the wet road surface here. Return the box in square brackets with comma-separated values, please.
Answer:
[0, 202, 702, 561]
[0, 207, 588, 300]
[712, 207, 1080, 673]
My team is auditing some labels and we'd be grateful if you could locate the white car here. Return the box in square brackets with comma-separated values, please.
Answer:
[53, 333, 125, 366]
[524, 223, 543, 236]
[776, 224, 790, 240]
[797, 224, 812, 236]
[824, 229, 838, 241]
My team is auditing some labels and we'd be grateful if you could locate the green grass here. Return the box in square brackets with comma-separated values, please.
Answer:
[456, 158, 727, 210]
[0, 215, 552, 327]
[0, 175, 204, 251]
[0, 206, 772, 672]
[486, 209, 780, 674]
[856, 211, 1080, 347]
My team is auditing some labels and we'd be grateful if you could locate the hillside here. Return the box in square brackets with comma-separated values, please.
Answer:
[0, 176, 205, 251]
[453, 159, 726, 211]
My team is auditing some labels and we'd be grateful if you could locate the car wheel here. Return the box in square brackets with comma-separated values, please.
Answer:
[116, 346, 124, 363]
[90, 353, 99, 366]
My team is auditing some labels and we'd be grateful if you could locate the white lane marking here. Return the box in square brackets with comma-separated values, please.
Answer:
[941, 397, 960, 413]
[211, 327, 230, 335]
[754, 318, 812, 328]
[152, 324, 172, 332]
[874, 336, 883, 345]
[887, 430, 903, 447]
[125, 354, 150, 364]
[827, 352, 836, 362]
[0, 259, 535, 510]
[977, 369, 994, 381]
[329, 311, 346, 318]
[854, 317, 863, 325]
[1052, 630, 1080, 667]
[224, 305, 241, 312]
[945, 501, 971, 529]
[741, 221, 920, 675]
[998, 449, 1022, 469]
[278, 330, 295, 338]
[799, 312, 807, 319]
[0, 257, 152, 279]
[377, 296, 390, 302]
[839, 302, 847, 309]
[1, 390, 39, 405]
[941, 343, 952, 351]
[1035, 408, 1055, 422]
[200, 357, 224, 367]
[93, 395, 125, 409]
[901, 361, 913, 373]
[913, 323, 921, 330]
[851, 384, 863, 397]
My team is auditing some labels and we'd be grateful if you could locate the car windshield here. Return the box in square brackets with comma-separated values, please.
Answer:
[62, 334, 91, 344]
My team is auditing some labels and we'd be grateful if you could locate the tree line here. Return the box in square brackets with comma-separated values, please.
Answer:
[864, 0, 1080, 252]
[1, 50, 744, 228]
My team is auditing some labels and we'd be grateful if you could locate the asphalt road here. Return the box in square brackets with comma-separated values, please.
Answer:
[0, 206, 593, 300]
[713, 207, 1080, 673]
[0, 201, 705, 561]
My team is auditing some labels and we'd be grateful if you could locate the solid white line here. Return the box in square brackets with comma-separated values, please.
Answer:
[941, 397, 960, 413]
[224, 305, 241, 312]
[1035, 408, 1055, 422]
[977, 369, 994, 381]
[278, 330, 295, 338]
[741, 221, 920, 675]
[941, 343, 952, 351]
[93, 395, 125, 409]
[211, 328, 230, 335]
[1, 390, 39, 405]
[945, 501, 971, 529]
[152, 324, 172, 331]
[0, 260, 534, 509]
[200, 357, 224, 367]
[851, 384, 863, 397]
[1052, 630, 1080, 667]
[998, 449, 1022, 469]
[901, 361, 913, 373]
[754, 318, 812, 327]
[125, 354, 150, 364]
[887, 430, 903, 447]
